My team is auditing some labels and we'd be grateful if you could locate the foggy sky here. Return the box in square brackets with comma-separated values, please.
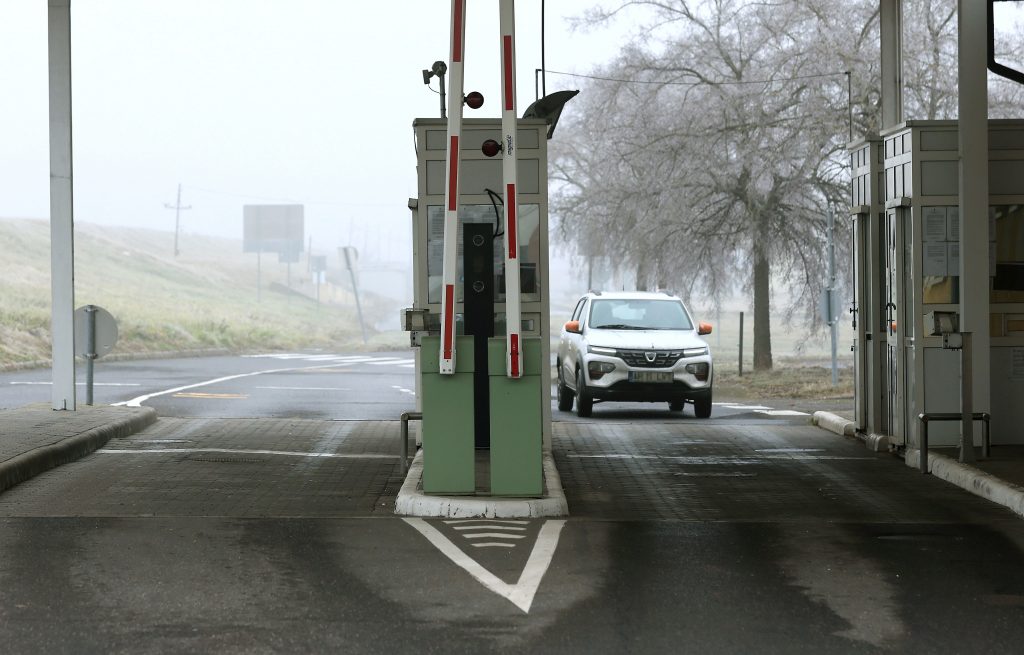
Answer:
[0, 1, 635, 265]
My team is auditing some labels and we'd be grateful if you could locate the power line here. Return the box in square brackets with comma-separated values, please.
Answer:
[545, 68, 849, 87]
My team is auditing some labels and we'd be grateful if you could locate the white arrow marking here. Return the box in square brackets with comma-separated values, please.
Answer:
[404, 518, 566, 613]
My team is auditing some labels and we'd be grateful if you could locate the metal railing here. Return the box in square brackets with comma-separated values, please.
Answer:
[917, 412, 991, 474]
[399, 411, 422, 475]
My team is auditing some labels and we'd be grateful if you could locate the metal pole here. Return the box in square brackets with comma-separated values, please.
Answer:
[349, 267, 368, 344]
[920, 415, 929, 473]
[739, 311, 744, 377]
[829, 207, 838, 387]
[541, 0, 547, 97]
[438, 70, 447, 119]
[48, 0, 76, 411]
[85, 305, 96, 406]
[961, 332, 976, 463]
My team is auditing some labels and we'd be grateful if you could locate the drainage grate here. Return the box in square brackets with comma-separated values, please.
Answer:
[187, 455, 267, 464]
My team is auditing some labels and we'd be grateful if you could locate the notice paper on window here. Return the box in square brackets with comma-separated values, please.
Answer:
[923, 242, 948, 276]
[923, 207, 947, 242]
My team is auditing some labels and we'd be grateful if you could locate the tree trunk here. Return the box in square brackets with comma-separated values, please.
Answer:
[753, 249, 773, 370]
[636, 258, 650, 291]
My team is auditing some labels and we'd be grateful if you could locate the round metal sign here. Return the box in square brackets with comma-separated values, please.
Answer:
[74, 305, 118, 358]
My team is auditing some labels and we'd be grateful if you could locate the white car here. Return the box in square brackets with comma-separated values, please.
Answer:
[556, 291, 714, 418]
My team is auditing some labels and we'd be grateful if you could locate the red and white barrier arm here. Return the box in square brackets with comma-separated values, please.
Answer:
[499, 0, 523, 379]
[439, 0, 467, 375]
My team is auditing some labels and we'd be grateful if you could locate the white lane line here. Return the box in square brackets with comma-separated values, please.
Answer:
[400, 364, 415, 368]
[472, 543, 517, 549]
[757, 409, 809, 416]
[367, 358, 415, 366]
[256, 386, 351, 391]
[112, 362, 362, 408]
[756, 448, 825, 453]
[9, 382, 141, 386]
[444, 519, 529, 525]
[453, 525, 528, 531]
[404, 518, 566, 614]
[567, 454, 873, 463]
[462, 533, 527, 540]
[97, 448, 394, 459]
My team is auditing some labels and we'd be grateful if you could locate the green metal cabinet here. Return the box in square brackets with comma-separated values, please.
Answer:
[487, 337, 543, 496]
[420, 336, 476, 494]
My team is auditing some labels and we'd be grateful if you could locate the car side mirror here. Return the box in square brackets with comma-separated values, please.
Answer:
[564, 320, 581, 334]
[697, 322, 713, 336]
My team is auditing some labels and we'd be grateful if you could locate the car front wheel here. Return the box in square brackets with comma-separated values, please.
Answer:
[557, 364, 575, 412]
[575, 368, 593, 418]
[693, 392, 712, 419]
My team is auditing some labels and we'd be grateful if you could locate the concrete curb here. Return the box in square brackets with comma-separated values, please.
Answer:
[811, 411, 856, 438]
[395, 451, 569, 518]
[0, 407, 157, 494]
[906, 448, 1024, 520]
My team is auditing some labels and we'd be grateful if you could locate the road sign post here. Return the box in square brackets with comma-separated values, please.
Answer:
[74, 305, 118, 405]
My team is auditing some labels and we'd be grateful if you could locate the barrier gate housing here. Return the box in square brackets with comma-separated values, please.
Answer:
[408, 117, 552, 496]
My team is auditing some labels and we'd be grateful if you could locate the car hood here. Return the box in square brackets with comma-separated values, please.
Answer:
[586, 329, 709, 351]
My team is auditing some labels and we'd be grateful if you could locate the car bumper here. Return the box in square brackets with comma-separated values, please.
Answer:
[582, 354, 712, 401]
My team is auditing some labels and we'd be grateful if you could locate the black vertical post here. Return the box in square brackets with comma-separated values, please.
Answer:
[464, 224, 495, 449]
[739, 311, 745, 377]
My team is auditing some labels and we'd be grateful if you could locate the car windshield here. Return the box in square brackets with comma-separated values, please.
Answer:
[588, 299, 693, 330]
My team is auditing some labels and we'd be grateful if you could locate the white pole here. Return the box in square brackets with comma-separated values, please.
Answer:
[499, 0, 523, 378]
[48, 0, 76, 410]
[438, 0, 467, 375]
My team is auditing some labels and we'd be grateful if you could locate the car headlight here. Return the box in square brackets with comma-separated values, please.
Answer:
[682, 346, 708, 357]
[587, 345, 617, 355]
[685, 362, 710, 381]
[587, 360, 617, 380]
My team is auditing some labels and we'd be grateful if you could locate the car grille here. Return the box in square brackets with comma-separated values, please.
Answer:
[617, 349, 684, 368]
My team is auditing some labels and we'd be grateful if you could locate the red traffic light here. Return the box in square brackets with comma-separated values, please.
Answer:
[481, 139, 501, 157]
[465, 91, 484, 109]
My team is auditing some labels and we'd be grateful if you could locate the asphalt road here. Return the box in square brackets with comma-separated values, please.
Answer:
[0, 350, 844, 422]
[3, 353, 1021, 653]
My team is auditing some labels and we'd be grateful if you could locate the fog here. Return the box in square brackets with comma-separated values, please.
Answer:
[0, 0, 641, 308]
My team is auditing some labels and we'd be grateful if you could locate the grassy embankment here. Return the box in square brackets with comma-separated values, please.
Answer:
[0, 218, 404, 369]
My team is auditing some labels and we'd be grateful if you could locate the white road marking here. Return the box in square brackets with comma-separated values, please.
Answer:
[462, 533, 526, 540]
[97, 448, 394, 459]
[758, 410, 810, 416]
[756, 448, 825, 453]
[9, 381, 141, 386]
[567, 454, 873, 463]
[112, 362, 363, 408]
[444, 519, 529, 525]
[255, 386, 351, 391]
[472, 543, 517, 549]
[404, 518, 566, 614]
[453, 525, 527, 531]
[367, 358, 415, 366]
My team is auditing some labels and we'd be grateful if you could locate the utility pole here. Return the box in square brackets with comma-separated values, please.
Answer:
[164, 183, 191, 257]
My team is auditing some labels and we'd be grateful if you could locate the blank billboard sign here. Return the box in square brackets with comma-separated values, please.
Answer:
[243, 204, 304, 255]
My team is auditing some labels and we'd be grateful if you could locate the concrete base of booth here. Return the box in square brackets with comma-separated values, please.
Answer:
[395, 450, 569, 518]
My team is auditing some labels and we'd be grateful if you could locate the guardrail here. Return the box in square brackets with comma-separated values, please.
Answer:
[917, 412, 991, 474]
[399, 411, 422, 475]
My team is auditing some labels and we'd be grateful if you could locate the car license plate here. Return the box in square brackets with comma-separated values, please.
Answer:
[629, 371, 673, 383]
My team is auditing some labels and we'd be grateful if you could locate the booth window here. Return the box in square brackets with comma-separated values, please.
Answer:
[992, 204, 1024, 302]
[426, 204, 541, 305]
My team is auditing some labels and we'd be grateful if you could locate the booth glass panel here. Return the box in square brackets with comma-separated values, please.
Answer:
[427, 204, 541, 305]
